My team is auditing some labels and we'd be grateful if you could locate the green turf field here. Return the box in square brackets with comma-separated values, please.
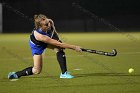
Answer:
[0, 32, 140, 93]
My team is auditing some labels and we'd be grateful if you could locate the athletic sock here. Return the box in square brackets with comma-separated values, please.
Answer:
[56, 50, 67, 74]
[16, 67, 33, 78]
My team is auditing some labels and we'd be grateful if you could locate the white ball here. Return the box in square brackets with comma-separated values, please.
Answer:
[128, 68, 134, 73]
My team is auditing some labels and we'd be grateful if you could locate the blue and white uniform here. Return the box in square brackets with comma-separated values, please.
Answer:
[29, 28, 52, 56]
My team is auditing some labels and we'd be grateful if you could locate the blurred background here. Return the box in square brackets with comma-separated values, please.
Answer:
[0, 0, 140, 33]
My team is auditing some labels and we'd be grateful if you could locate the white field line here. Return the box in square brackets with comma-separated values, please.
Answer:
[0, 52, 140, 61]
[74, 68, 82, 70]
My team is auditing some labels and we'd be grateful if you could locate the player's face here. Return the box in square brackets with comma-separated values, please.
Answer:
[40, 17, 47, 26]
[40, 18, 51, 31]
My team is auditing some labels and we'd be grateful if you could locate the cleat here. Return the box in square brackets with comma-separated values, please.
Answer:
[60, 72, 74, 79]
[8, 72, 18, 79]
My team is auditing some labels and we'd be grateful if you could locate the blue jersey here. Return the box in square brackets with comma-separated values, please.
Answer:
[29, 28, 52, 56]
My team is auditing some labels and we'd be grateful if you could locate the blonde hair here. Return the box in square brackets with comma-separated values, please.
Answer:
[34, 14, 47, 29]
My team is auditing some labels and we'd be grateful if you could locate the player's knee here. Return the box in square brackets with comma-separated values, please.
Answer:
[32, 67, 42, 74]
[54, 48, 65, 54]
[54, 48, 59, 53]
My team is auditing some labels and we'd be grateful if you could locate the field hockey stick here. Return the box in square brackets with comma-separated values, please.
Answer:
[81, 48, 117, 56]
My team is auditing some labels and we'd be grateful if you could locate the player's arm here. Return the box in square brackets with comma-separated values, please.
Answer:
[34, 31, 81, 52]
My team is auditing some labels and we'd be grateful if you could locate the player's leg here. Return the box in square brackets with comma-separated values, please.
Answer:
[48, 33, 74, 78]
[54, 48, 67, 74]
[8, 55, 43, 79]
[32, 55, 43, 74]
[47, 45, 74, 78]
[55, 48, 74, 78]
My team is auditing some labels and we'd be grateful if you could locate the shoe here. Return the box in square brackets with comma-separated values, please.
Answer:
[8, 72, 18, 79]
[60, 72, 74, 79]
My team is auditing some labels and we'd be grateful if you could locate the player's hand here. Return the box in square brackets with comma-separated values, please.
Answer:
[74, 46, 82, 52]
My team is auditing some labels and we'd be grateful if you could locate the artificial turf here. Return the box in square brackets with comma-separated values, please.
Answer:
[0, 32, 140, 93]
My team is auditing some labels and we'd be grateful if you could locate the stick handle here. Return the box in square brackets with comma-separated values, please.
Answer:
[81, 48, 96, 53]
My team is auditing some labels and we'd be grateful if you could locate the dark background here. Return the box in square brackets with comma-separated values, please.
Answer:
[1, 0, 140, 33]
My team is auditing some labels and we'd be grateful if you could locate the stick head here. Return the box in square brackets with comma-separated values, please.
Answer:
[112, 49, 117, 56]
[106, 49, 117, 56]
